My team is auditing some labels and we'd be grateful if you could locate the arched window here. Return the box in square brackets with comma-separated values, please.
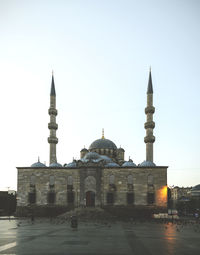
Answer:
[147, 189, 155, 204]
[47, 191, 56, 204]
[147, 174, 154, 185]
[67, 176, 73, 192]
[127, 175, 134, 204]
[127, 193, 134, 204]
[30, 175, 35, 187]
[107, 192, 114, 204]
[84, 176, 96, 192]
[109, 175, 115, 185]
[147, 175, 155, 204]
[67, 176, 74, 204]
[127, 175, 133, 185]
[49, 176, 55, 186]
[29, 175, 36, 204]
[67, 192, 74, 204]
[28, 192, 36, 204]
[67, 176, 73, 185]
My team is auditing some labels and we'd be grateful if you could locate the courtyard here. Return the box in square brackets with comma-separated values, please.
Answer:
[0, 218, 200, 255]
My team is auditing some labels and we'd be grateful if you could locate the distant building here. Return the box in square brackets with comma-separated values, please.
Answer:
[170, 186, 192, 202]
[190, 185, 200, 198]
[0, 191, 16, 216]
[16, 71, 168, 216]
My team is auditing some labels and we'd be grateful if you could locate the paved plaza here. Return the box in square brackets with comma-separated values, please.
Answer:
[0, 218, 200, 255]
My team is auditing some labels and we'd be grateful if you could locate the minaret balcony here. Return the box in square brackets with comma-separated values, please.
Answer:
[48, 108, 57, 116]
[144, 135, 155, 143]
[145, 106, 155, 114]
[144, 121, 155, 129]
[48, 137, 58, 144]
[48, 123, 58, 130]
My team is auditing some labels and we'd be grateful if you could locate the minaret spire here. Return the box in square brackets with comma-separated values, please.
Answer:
[50, 72, 56, 96]
[147, 67, 153, 94]
[48, 72, 58, 165]
[144, 69, 155, 162]
[102, 128, 105, 139]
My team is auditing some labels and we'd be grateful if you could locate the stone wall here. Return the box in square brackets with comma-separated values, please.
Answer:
[17, 166, 167, 215]
[102, 167, 167, 207]
[17, 167, 80, 207]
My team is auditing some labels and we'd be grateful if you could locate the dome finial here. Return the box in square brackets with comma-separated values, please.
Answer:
[102, 128, 105, 139]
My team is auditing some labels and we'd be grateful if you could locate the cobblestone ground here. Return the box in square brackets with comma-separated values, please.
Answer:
[0, 219, 200, 255]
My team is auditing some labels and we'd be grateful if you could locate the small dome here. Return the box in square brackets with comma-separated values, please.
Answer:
[122, 161, 136, 167]
[191, 184, 200, 191]
[31, 161, 46, 168]
[100, 155, 113, 163]
[139, 161, 156, 167]
[89, 138, 117, 150]
[105, 162, 120, 168]
[81, 148, 88, 152]
[118, 147, 125, 152]
[84, 152, 101, 160]
[66, 161, 77, 168]
[49, 162, 62, 168]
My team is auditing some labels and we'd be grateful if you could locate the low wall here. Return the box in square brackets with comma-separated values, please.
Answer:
[15, 205, 74, 217]
[103, 205, 167, 219]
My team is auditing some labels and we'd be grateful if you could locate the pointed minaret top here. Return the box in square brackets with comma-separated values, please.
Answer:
[102, 128, 105, 139]
[50, 72, 56, 96]
[147, 68, 153, 94]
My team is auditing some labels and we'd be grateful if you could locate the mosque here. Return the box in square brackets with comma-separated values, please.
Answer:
[16, 71, 168, 216]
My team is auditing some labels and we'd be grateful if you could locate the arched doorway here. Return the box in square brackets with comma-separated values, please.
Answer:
[86, 191, 95, 207]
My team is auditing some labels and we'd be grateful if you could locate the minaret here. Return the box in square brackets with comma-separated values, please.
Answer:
[144, 69, 155, 162]
[102, 128, 105, 139]
[48, 73, 58, 165]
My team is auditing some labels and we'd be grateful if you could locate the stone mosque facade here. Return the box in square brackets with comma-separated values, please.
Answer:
[16, 71, 168, 216]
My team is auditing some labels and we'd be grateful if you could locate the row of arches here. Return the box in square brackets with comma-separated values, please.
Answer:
[28, 191, 75, 205]
[28, 174, 155, 206]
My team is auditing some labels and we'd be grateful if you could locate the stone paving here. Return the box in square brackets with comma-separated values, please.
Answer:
[0, 219, 200, 255]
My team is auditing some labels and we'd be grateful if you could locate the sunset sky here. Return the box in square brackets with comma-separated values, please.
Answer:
[0, 0, 200, 190]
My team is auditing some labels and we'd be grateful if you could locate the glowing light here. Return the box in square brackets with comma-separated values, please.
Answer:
[160, 185, 168, 199]
[157, 185, 168, 204]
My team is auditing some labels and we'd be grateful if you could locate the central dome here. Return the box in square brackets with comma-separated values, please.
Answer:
[89, 138, 117, 150]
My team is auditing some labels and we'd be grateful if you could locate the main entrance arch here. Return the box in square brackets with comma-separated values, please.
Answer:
[86, 191, 95, 207]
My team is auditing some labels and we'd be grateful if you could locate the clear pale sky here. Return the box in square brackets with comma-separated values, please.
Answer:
[0, 0, 200, 191]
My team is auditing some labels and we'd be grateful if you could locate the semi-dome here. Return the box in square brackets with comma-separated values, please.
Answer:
[84, 152, 101, 160]
[49, 162, 62, 168]
[89, 138, 117, 150]
[139, 161, 156, 167]
[122, 161, 136, 167]
[31, 161, 46, 168]
[100, 155, 113, 163]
